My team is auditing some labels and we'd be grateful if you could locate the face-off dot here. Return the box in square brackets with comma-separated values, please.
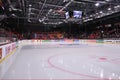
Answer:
[99, 57, 107, 61]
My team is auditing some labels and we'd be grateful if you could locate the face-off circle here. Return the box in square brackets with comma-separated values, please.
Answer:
[48, 53, 120, 79]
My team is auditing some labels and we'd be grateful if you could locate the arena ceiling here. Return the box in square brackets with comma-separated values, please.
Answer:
[0, 0, 120, 25]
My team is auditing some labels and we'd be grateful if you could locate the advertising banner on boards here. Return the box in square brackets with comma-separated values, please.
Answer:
[0, 48, 2, 59]
[96, 40, 104, 43]
[5, 46, 11, 56]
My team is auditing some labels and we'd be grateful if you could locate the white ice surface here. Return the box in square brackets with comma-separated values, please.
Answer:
[0, 44, 120, 80]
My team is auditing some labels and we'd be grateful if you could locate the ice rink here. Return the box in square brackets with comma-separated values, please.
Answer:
[0, 44, 120, 80]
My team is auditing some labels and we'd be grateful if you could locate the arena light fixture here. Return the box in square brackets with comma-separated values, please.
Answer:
[29, 4, 32, 7]
[95, 3, 100, 7]
[99, 11, 103, 14]
[39, 19, 42, 22]
[114, 5, 120, 9]
[1, 6, 4, 10]
[63, 0, 69, 2]
[108, 7, 111, 10]
[105, 0, 110, 2]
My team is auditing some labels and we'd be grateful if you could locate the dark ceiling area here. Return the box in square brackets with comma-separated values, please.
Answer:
[0, 0, 120, 32]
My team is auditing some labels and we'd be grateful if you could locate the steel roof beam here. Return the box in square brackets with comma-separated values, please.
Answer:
[36, 0, 47, 20]
[27, 1, 63, 8]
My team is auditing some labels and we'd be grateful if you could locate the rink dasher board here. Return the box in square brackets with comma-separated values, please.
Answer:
[0, 42, 17, 61]
[0, 39, 119, 61]
[20, 39, 120, 45]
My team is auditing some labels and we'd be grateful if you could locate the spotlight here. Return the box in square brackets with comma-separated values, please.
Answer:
[95, 3, 100, 7]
